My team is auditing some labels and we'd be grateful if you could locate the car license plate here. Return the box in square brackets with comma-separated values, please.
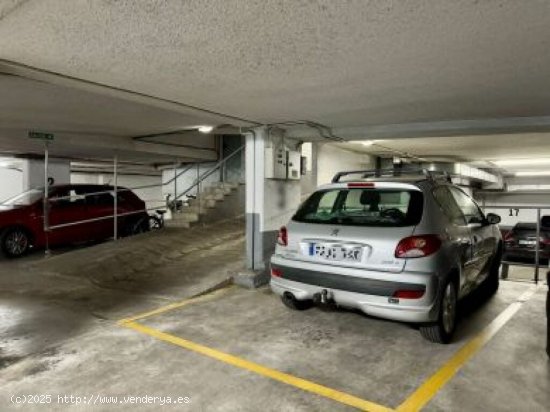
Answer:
[519, 240, 537, 246]
[309, 243, 362, 262]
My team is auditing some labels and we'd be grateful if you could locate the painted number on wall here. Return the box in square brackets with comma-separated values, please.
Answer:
[509, 208, 519, 217]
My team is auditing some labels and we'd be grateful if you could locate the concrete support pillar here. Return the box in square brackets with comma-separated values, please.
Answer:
[245, 127, 267, 272]
[238, 126, 303, 287]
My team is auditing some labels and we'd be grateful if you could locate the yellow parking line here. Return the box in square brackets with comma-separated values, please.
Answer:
[397, 287, 538, 412]
[122, 320, 393, 412]
[117, 285, 233, 324]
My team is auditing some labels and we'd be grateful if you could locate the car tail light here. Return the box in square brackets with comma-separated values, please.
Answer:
[393, 289, 425, 299]
[277, 226, 288, 246]
[395, 235, 441, 258]
[540, 237, 550, 245]
[504, 231, 514, 242]
[271, 267, 282, 277]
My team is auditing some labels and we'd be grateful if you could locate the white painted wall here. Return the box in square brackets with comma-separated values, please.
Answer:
[71, 173, 163, 210]
[316, 143, 374, 186]
[162, 164, 220, 199]
[22, 159, 70, 189]
[0, 167, 24, 202]
[476, 191, 550, 229]
[263, 179, 302, 232]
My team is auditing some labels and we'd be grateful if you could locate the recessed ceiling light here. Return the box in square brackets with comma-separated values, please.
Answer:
[361, 141, 375, 147]
[348, 140, 377, 146]
[198, 125, 214, 134]
[494, 158, 550, 166]
[515, 171, 550, 177]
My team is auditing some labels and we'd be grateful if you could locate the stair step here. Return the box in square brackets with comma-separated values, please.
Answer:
[212, 182, 239, 190]
[181, 206, 208, 215]
[165, 220, 191, 228]
[203, 187, 228, 196]
[203, 193, 224, 201]
[171, 212, 199, 222]
[188, 198, 217, 208]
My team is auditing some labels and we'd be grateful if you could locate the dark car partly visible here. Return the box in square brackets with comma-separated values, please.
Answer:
[0, 184, 149, 258]
[503, 221, 550, 262]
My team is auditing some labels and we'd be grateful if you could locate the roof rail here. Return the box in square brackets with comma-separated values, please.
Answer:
[331, 168, 453, 184]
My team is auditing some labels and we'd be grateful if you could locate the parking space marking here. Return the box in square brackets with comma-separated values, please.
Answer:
[121, 320, 393, 412]
[117, 285, 234, 324]
[397, 286, 538, 412]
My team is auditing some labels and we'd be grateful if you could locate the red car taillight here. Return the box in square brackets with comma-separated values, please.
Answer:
[395, 235, 442, 258]
[277, 226, 288, 246]
[271, 267, 283, 277]
[393, 289, 425, 299]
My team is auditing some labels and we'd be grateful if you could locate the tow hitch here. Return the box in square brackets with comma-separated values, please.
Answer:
[313, 289, 337, 310]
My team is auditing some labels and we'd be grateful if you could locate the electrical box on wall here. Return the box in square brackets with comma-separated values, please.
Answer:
[265, 146, 302, 180]
[265, 146, 287, 179]
[286, 150, 301, 180]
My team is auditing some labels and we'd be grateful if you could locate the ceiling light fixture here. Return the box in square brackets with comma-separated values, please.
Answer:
[198, 125, 214, 134]
[360, 140, 376, 147]
[494, 158, 550, 166]
[515, 171, 550, 177]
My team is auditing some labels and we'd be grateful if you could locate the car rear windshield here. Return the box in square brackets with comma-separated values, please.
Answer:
[513, 223, 536, 230]
[293, 188, 423, 227]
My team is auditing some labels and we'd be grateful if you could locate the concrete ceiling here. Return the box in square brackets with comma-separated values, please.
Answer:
[0, 74, 225, 136]
[338, 133, 550, 175]
[0, 74, 227, 163]
[0, 0, 549, 129]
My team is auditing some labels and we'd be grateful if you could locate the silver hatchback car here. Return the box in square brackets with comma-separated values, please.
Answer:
[270, 169, 502, 343]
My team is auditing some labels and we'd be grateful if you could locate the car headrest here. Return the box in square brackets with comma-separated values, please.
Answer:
[360, 190, 380, 206]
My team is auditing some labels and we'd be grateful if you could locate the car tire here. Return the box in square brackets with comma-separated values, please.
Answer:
[420, 278, 458, 344]
[125, 217, 149, 237]
[482, 246, 502, 297]
[1, 227, 31, 258]
[281, 293, 313, 311]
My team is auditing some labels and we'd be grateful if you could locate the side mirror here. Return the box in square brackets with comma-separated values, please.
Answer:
[486, 213, 501, 225]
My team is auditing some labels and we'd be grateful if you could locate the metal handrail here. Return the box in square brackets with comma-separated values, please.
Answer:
[174, 145, 244, 201]
[45, 164, 197, 203]
[132, 164, 195, 190]
[45, 145, 244, 232]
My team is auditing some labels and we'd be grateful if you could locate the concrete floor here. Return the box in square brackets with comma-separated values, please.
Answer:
[0, 221, 548, 411]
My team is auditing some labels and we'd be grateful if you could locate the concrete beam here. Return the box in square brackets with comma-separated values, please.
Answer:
[0, 59, 259, 128]
[288, 116, 550, 141]
[0, 128, 218, 162]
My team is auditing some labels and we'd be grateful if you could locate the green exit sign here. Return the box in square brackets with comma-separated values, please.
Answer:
[28, 131, 54, 141]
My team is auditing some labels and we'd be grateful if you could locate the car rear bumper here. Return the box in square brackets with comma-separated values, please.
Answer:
[270, 255, 439, 323]
[504, 247, 550, 261]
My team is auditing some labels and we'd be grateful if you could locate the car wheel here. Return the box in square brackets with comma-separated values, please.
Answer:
[420, 279, 458, 344]
[1, 227, 31, 258]
[281, 292, 313, 311]
[126, 218, 149, 236]
[481, 247, 502, 297]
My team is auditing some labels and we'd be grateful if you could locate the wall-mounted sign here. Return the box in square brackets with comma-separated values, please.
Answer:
[28, 131, 54, 141]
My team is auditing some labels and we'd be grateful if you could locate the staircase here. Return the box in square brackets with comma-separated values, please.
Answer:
[165, 182, 240, 228]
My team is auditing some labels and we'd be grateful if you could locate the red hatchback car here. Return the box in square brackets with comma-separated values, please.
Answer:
[0, 184, 149, 258]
